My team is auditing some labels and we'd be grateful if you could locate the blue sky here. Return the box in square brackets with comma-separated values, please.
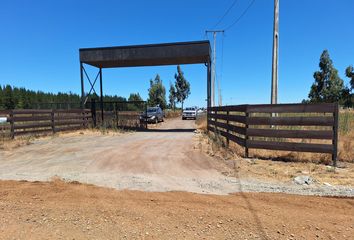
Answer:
[1, 0, 353, 107]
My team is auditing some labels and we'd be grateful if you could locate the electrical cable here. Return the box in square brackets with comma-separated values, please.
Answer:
[212, 0, 239, 29]
[224, 0, 256, 31]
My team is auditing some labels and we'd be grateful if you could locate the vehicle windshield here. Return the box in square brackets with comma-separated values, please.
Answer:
[185, 108, 195, 111]
[147, 108, 157, 113]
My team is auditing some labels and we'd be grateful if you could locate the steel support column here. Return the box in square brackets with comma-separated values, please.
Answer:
[80, 62, 84, 108]
[99, 68, 104, 124]
[207, 62, 211, 109]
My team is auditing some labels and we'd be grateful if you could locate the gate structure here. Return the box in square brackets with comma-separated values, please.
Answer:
[79, 41, 212, 125]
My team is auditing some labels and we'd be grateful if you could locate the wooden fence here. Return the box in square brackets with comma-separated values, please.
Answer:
[207, 103, 339, 166]
[0, 109, 91, 138]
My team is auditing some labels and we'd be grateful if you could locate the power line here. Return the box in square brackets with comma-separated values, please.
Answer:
[224, 0, 256, 31]
[212, 0, 239, 29]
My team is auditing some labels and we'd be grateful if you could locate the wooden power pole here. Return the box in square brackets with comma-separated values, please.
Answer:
[271, 0, 279, 104]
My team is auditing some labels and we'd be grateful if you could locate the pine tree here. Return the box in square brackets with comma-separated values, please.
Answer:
[174, 65, 190, 110]
[147, 74, 167, 109]
[3, 85, 15, 110]
[345, 65, 354, 90]
[308, 50, 344, 103]
[168, 83, 176, 110]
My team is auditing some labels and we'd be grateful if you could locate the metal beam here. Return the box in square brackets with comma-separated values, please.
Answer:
[80, 41, 211, 68]
[80, 62, 84, 108]
[207, 62, 211, 109]
[99, 68, 104, 123]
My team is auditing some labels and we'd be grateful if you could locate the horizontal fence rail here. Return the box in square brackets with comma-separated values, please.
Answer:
[207, 103, 339, 166]
[89, 100, 147, 129]
[0, 109, 92, 138]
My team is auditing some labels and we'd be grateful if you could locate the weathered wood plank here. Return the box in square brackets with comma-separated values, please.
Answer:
[246, 116, 334, 126]
[14, 122, 53, 130]
[208, 113, 246, 124]
[54, 109, 90, 113]
[208, 125, 246, 146]
[246, 103, 335, 113]
[55, 125, 84, 132]
[12, 109, 52, 114]
[208, 105, 248, 112]
[15, 128, 52, 136]
[54, 115, 92, 120]
[246, 140, 333, 153]
[208, 120, 246, 135]
[246, 128, 333, 139]
[12, 116, 52, 122]
[55, 120, 86, 126]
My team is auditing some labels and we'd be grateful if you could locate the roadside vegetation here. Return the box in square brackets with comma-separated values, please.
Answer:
[304, 50, 354, 107]
[197, 110, 354, 164]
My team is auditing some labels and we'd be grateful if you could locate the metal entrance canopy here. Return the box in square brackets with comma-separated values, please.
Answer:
[79, 40, 212, 121]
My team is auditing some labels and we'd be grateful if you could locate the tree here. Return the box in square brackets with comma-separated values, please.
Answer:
[147, 74, 167, 109]
[168, 83, 176, 110]
[128, 93, 143, 102]
[174, 65, 190, 110]
[308, 50, 344, 103]
[3, 85, 15, 110]
[343, 65, 354, 107]
[128, 92, 143, 110]
[345, 65, 354, 90]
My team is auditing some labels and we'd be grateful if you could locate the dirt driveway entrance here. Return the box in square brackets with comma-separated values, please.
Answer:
[0, 118, 231, 194]
[0, 118, 353, 196]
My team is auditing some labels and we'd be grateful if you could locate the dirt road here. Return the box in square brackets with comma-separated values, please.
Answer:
[0, 118, 353, 196]
[0, 179, 353, 240]
[0, 118, 229, 194]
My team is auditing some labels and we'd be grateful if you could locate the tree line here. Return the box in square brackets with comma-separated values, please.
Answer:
[305, 50, 354, 107]
[0, 65, 191, 111]
[0, 85, 141, 110]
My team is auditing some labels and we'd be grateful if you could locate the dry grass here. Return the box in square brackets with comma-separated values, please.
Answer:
[195, 113, 207, 132]
[0, 136, 33, 150]
[0, 129, 126, 151]
[164, 109, 181, 118]
[197, 110, 354, 164]
[196, 129, 354, 186]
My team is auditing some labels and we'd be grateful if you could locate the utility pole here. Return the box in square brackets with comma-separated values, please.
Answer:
[271, 0, 279, 104]
[206, 30, 224, 107]
[217, 75, 222, 106]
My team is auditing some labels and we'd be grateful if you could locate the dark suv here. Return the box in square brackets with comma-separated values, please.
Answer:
[140, 107, 164, 123]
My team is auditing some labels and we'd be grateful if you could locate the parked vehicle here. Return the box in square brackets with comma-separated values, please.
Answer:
[140, 107, 164, 123]
[182, 107, 197, 120]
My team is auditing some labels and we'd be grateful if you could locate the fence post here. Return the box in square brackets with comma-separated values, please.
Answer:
[145, 102, 148, 129]
[91, 99, 96, 127]
[214, 110, 218, 135]
[10, 110, 14, 139]
[245, 107, 249, 158]
[226, 110, 230, 147]
[51, 110, 55, 134]
[207, 108, 210, 133]
[332, 102, 339, 167]
[82, 109, 87, 129]
[115, 102, 118, 128]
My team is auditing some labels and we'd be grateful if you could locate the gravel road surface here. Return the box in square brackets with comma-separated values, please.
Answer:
[0, 118, 353, 196]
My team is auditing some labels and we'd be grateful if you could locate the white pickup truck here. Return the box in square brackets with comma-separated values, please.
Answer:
[182, 107, 197, 120]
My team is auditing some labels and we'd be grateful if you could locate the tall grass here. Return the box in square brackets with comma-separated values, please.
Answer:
[201, 110, 354, 163]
